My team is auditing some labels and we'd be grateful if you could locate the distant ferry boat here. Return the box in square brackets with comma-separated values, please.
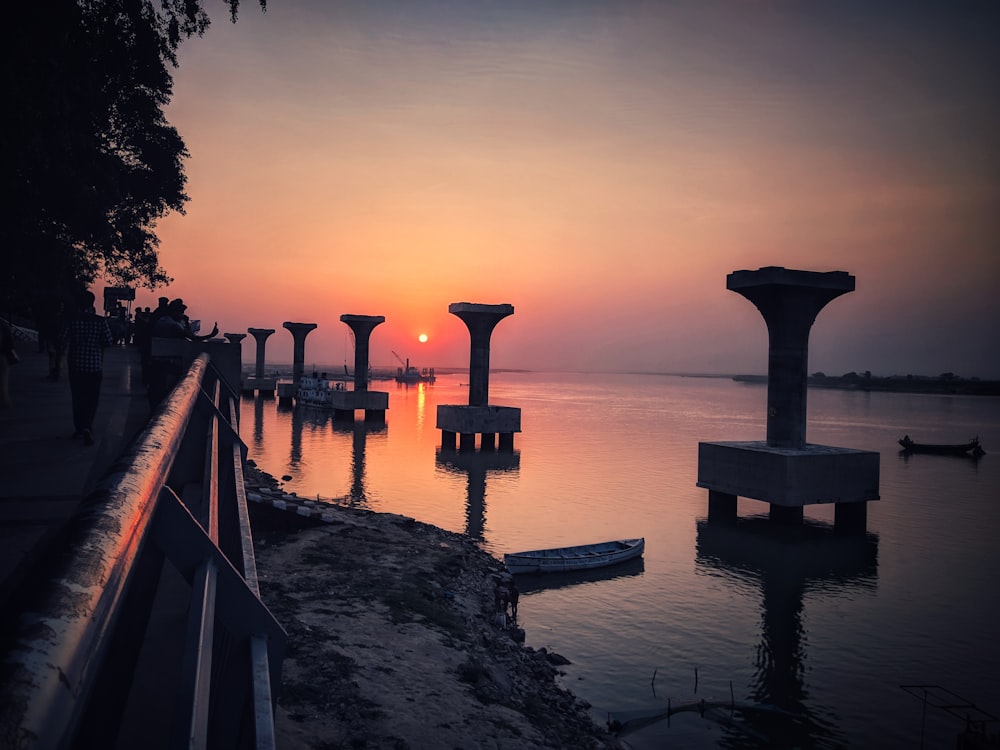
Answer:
[395, 358, 435, 384]
[296, 372, 348, 408]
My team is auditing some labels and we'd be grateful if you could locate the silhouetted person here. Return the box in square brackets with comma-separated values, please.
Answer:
[150, 299, 217, 341]
[61, 290, 113, 445]
[146, 299, 218, 409]
[508, 581, 519, 620]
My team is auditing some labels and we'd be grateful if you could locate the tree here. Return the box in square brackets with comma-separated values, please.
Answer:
[0, 0, 263, 312]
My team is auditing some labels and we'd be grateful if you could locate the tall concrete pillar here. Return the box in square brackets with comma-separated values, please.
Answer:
[727, 267, 854, 449]
[283, 322, 318, 385]
[247, 328, 275, 380]
[223, 333, 247, 345]
[340, 315, 385, 392]
[448, 302, 514, 407]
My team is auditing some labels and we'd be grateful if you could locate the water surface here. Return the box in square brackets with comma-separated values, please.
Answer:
[243, 372, 1000, 748]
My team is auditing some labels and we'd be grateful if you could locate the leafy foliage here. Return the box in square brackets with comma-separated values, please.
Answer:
[0, 0, 263, 311]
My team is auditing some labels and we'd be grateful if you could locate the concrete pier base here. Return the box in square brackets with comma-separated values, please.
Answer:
[437, 405, 521, 453]
[698, 440, 879, 529]
[329, 390, 389, 421]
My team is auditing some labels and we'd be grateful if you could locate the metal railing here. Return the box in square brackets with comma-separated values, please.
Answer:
[0, 353, 285, 749]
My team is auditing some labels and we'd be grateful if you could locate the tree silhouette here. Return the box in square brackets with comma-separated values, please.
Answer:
[1, 0, 264, 312]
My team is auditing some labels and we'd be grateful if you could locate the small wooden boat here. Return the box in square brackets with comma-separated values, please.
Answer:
[504, 538, 644, 575]
[898, 435, 985, 456]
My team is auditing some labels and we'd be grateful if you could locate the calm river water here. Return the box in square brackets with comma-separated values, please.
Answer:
[242, 372, 1000, 748]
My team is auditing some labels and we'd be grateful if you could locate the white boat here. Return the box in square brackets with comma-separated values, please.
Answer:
[296, 373, 348, 408]
[503, 538, 645, 575]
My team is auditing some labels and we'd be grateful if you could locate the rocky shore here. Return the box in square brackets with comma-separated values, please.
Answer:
[245, 465, 619, 749]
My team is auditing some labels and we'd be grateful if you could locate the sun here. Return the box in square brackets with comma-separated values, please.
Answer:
[418, 333, 428, 343]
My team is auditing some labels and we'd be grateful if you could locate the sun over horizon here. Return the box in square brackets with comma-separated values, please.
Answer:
[122, 0, 997, 379]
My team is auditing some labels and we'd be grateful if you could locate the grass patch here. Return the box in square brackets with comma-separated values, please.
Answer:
[380, 575, 465, 638]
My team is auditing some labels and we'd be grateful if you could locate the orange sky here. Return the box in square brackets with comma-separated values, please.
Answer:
[133, 1, 1000, 377]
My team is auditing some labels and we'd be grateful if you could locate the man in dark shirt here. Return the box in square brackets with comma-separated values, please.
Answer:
[61, 290, 113, 446]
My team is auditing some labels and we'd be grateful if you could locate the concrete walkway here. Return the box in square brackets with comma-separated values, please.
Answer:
[0, 340, 151, 612]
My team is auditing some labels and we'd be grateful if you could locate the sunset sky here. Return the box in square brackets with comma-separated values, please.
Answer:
[138, 0, 1000, 377]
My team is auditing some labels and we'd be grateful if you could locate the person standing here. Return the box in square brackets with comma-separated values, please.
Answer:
[61, 290, 113, 445]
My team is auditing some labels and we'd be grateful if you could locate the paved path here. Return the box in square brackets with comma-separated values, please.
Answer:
[0, 338, 150, 611]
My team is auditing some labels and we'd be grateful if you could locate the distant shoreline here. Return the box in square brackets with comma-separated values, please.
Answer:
[731, 373, 1000, 396]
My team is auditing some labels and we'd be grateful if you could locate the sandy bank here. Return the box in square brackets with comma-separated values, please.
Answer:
[245, 466, 619, 749]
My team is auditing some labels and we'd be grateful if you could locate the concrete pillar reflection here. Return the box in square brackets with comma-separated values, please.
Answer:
[340, 315, 385, 392]
[283, 322, 318, 385]
[247, 328, 275, 380]
[727, 267, 854, 449]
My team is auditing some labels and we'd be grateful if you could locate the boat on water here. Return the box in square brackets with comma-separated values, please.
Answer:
[394, 358, 435, 384]
[898, 435, 985, 456]
[296, 372, 348, 408]
[504, 538, 645, 575]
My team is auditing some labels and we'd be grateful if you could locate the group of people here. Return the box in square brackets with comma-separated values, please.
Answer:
[2, 289, 218, 446]
[137, 297, 219, 409]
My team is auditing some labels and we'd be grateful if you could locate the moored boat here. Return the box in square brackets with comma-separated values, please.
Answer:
[898, 435, 985, 456]
[504, 538, 644, 575]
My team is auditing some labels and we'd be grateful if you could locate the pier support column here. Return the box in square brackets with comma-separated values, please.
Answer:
[437, 303, 521, 453]
[441, 430, 457, 451]
[283, 322, 318, 385]
[449, 302, 514, 407]
[340, 315, 385, 392]
[247, 328, 275, 381]
[480, 433, 496, 451]
[708, 490, 738, 524]
[727, 267, 854, 449]
[223, 333, 247, 346]
[698, 267, 879, 531]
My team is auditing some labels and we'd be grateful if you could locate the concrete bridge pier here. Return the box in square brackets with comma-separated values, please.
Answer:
[328, 315, 389, 421]
[697, 267, 880, 530]
[223, 333, 247, 345]
[245, 328, 276, 396]
[283, 322, 318, 385]
[436, 303, 521, 452]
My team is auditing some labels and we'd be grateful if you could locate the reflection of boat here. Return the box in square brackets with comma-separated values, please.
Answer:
[504, 538, 644, 575]
[898, 435, 985, 456]
[392, 351, 435, 383]
[514, 555, 644, 594]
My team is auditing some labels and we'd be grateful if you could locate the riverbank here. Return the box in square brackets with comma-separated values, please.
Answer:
[245, 466, 619, 749]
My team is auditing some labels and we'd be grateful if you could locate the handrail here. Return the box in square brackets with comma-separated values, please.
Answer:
[0, 352, 285, 748]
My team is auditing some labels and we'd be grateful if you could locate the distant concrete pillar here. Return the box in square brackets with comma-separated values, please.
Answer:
[727, 267, 854, 449]
[223, 333, 247, 345]
[340, 315, 385, 392]
[247, 328, 275, 380]
[283, 322, 318, 385]
[448, 302, 514, 407]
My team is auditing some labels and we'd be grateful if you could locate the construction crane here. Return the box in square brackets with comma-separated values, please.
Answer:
[391, 350, 407, 367]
